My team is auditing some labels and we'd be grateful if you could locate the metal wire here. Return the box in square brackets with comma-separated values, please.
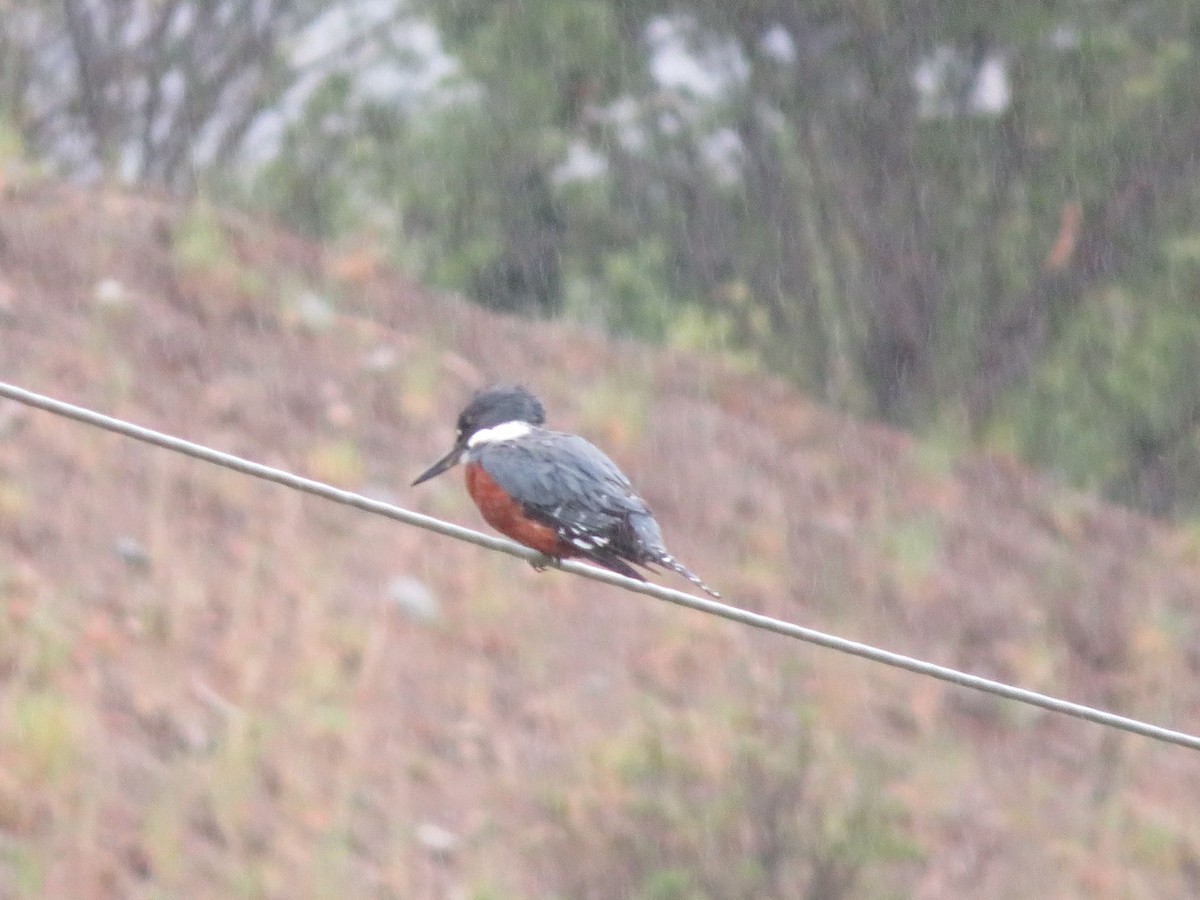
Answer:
[3, 378, 1199, 752]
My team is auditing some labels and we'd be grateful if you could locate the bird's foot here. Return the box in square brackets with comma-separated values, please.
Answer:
[528, 553, 557, 572]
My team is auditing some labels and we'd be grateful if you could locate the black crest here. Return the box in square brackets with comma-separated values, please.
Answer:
[456, 384, 546, 441]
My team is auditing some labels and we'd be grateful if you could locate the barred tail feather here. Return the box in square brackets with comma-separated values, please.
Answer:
[655, 553, 721, 599]
[580, 548, 648, 583]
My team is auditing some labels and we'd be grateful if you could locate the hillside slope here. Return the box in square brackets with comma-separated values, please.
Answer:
[2, 183, 1200, 898]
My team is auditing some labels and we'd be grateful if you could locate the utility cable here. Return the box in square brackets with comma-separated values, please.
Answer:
[2, 379, 1199, 752]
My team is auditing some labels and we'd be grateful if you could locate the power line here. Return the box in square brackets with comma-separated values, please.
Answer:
[2, 378, 1199, 753]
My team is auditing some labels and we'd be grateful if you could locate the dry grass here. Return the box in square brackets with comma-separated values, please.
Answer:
[1, 182, 1200, 897]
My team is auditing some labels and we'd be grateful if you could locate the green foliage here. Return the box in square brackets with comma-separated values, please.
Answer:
[0, 844, 45, 897]
[566, 240, 680, 340]
[173, 201, 236, 275]
[539, 703, 917, 899]
[1002, 284, 1200, 514]
[252, 74, 379, 240]
[0, 113, 25, 166]
[8, 690, 80, 787]
[880, 513, 946, 592]
[172, 199, 268, 300]
[404, 0, 633, 315]
[233, 0, 1200, 515]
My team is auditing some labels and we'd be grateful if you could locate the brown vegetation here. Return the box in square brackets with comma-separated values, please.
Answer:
[2, 183, 1200, 898]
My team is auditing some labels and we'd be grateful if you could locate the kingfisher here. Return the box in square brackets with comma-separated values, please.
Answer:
[412, 384, 721, 598]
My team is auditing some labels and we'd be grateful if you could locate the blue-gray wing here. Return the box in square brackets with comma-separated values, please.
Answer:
[472, 431, 666, 567]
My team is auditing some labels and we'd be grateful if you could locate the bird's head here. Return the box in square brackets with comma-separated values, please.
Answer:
[412, 384, 546, 486]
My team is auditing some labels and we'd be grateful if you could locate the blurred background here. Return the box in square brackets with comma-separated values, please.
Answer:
[3, 1, 1200, 897]
[5, 0, 1200, 517]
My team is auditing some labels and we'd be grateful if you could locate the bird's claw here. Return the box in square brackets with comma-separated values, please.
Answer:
[528, 553, 556, 572]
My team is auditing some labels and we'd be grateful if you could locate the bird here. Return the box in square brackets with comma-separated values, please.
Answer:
[412, 384, 721, 598]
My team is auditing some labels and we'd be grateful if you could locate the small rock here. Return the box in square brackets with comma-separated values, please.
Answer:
[361, 346, 399, 373]
[415, 822, 459, 857]
[387, 575, 439, 624]
[295, 291, 336, 332]
[115, 536, 151, 569]
[94, 278, 131, 313]
[177, 717, 213, 754]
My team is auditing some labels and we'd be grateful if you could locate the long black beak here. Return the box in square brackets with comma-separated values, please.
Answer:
[412, 443, 464, 486]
